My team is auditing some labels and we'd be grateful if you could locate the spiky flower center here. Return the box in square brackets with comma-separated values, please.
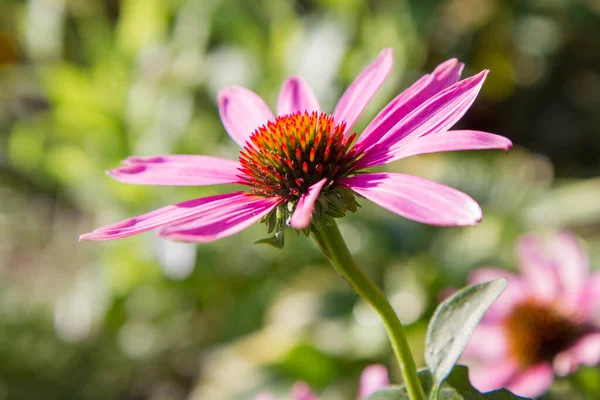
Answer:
[238, 111, 358, 200]
[504, 301, 583, 367]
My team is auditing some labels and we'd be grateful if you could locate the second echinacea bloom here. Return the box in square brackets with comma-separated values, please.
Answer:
[463, 231, 600, 398]
[80, 49, 512, 243]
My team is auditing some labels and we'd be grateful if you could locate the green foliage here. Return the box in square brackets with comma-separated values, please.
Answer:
[425, 279, 507, 389]
[367, 280, 514, 400]
[365, 367, 530, 400]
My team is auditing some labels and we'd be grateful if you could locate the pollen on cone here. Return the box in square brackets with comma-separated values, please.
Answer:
[237, 111, 358, 200]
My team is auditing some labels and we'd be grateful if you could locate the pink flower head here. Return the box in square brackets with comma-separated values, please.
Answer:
[463, 231, 600, 398]
[255, 364, 390, 399]
[80, 49, 512, 243]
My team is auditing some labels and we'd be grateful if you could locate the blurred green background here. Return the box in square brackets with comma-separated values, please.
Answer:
[1, 0, 600, 399]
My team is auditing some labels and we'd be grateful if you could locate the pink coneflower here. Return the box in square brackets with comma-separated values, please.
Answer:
[463, 231, 600, 398]
[256, 364, 390, 400]
[80, 49, 511, 242]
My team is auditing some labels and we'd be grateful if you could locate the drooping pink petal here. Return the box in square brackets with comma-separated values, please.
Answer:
[218, 86, 275, 147]
[468, 359, 519, 393]
[332, 48, 393, 135]
[358, 364, 389, 398]
[579, 272, 600, 318]
[550, 230, 590, 310]
[157, 196, 281, 242]
[357, 130, 512, 167]
[292, 382, 318, 400]
[516, 235, 559, 302]
[79, 193, 273, 241]
[468, 268, 528, 322]
[354, 58, 464, 153]
[356, 70, 489, 169]
[290, 178, 327, 229]
[107, 155, 242, 186]
[277, 76, 320, 116]
[505, 363, 554, 399]
[339, 173, 482, 227]
[462, 324, 508, 360]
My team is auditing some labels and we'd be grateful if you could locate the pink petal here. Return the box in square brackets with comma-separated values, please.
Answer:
[358, 364, 389, 398]
[218, 86, 275, 147]
[357, 130, 512, 167]
[573, 333, 600, 366]
[553, 349, 580, 377]
[468, 268, 528, 322]
[579, 272, 600, 318]
[554, 332, 600, 376]
[354, 58, 464, 153]
[468, 359, 519, 393]
[516, 235, 559, 302]
[79, 192, 274, 241]
[339, 173, 482, 227]
[506, 363, 554, 398]
[277, 76, 320, 116]
[462, 323, 507, 360]
[255, 394, 276, 400]
[356, 70, 489, 169]
[292, 382, 318, 400]
[107, 155, 242, 186]
[290, 178, 327, 229]
[332, 48, 393, 135]
[550, 230, 590, 310]
[157, 196, 281, 242]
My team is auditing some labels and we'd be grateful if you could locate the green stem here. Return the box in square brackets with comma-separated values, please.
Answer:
[312, 221, 426, 400]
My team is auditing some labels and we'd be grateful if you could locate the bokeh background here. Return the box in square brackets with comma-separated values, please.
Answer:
[1, 0, 600, 399]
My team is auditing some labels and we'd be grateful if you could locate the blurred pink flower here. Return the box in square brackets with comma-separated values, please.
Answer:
[463, 231, 600, 398]
[256, 364, 390, 399]
[80, 49, 511, 242]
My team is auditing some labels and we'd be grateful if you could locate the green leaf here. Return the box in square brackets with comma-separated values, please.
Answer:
[365, 369, 432, 400]
[425, 279, 507, 388]
[364, 366, 530, 400]
[443, 366, 529, 400]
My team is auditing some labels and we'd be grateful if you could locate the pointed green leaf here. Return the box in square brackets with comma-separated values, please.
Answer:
[425, 279, 507, 387]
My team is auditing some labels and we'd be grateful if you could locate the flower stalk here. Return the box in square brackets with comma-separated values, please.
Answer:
[312, 221, 426, 400]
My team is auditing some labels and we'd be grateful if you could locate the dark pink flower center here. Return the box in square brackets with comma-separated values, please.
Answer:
[238, 111, 358, 200]
[504, 301, 583, 367]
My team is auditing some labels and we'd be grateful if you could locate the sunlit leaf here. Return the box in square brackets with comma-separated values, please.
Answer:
[425, 279, 507, 387]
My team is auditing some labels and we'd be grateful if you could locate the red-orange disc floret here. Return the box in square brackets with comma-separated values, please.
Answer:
[238, 111, 358, 200]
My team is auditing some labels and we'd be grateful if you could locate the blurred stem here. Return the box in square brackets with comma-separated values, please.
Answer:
[312, 221, 426, 400]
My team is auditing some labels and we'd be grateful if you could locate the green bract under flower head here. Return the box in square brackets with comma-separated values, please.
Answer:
[237, 111, 362, 243]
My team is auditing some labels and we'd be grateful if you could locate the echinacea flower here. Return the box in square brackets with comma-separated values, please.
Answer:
[463, 231, 600, 398]
[80, 48, 511, 243]
[256, 364, 390, 400]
